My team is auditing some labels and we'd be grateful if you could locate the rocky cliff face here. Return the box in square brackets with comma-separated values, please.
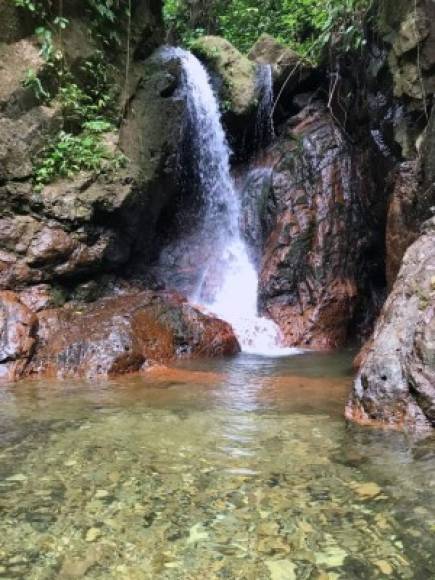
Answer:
[345, 0, 435, 431]
[243, 1, 434, 430]
[346, 218, 435, 431]
[0, 0, 170, 299]
[372, 0, 435, 288]
[0, 1, 242, 380]
[257, 104, 386, 349]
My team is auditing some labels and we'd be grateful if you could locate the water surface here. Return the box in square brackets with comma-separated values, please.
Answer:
[0, 352, 434, 579]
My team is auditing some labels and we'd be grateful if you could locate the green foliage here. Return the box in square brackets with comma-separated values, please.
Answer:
[35, 25, 55, 59]
[87, 0, 131, 48]
[79, 52, 118, 121]
[13, 0, 130, 47]
[12, 0, 128, 186]
[12, 0, 47, 16]
[34, 125, 126, 189]
[164, 0, 371, 59]
[23, 68, 51, 102]
[164, 0, 208, 46]
[59, 63, 116, 128]
[35, 64, 120, 186]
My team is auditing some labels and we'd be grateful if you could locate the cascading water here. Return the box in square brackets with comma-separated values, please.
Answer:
[159, 47, 300, 356]
[255, 64, 275, 148]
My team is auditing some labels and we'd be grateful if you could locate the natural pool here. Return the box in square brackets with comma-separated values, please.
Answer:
[0, 352, 434, 579]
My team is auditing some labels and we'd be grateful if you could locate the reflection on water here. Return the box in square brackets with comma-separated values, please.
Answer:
[0, 351, 434, 579]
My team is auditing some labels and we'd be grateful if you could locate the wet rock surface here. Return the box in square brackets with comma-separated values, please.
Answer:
[7, 290, 239, 380]
[258, 104, 387, 349]
[347, 218, 435, 432]
[372, 0, 435, 159]
[0, 291, 37, 381]
[385, 162, 421, 288]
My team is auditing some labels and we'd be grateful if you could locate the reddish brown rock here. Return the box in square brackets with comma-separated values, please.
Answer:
[19, 284, 56, 312]
[258, 104, 387, 349]
[0, 291, 37, 380]
[27, 226, 77, 265]
[0, 214, 126, 289]
[26, 291, 240, 379]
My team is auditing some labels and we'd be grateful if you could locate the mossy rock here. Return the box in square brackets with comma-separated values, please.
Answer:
[0, 0, 34, 43]
[376, 0, 415, 37]
[248, 34, 306, 82]
[191, 35, 258, 116]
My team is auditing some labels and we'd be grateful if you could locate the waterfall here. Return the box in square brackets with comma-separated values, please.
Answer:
[158, 47, 299, 356]
[255, 64, 275, 148]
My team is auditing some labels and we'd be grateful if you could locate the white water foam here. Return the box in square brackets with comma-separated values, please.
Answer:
[159, 47, 301, 356]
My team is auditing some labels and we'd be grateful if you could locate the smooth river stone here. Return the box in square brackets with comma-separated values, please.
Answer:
[265, 559, 296, 580]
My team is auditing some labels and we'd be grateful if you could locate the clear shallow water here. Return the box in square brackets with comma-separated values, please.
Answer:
[0, 352, 434, 579]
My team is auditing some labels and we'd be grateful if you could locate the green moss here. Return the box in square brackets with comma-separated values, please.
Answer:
[191, 36, 257, 116]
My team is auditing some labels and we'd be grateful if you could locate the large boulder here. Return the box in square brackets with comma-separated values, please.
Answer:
[191, 35, 258, 117]
[118, 49, 190, 263]
[259, 103, 387, 348]
[23, 291, 240, 379]
[248, 33, 312, 90]
[346, 218, 435, 432]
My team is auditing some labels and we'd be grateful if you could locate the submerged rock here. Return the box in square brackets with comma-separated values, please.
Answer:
[346, 218, 435, 432]
[12, 291, 240, 380]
